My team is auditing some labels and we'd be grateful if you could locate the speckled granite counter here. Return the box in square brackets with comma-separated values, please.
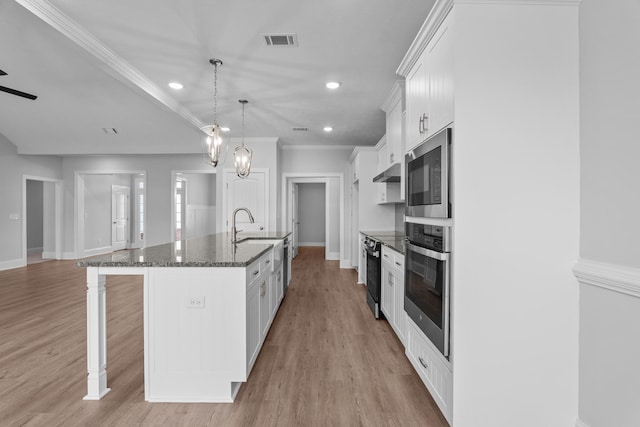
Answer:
[360, 231, 405, 254]
[76, 232, 291, 268]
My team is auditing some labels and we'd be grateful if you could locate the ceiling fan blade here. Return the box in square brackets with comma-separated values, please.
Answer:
[0, 85, 37, 100]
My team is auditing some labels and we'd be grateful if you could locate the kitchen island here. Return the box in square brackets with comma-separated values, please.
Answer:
[77, 232, 290, 403]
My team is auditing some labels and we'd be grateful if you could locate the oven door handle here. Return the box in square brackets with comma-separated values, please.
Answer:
[405, 242, 449, 261]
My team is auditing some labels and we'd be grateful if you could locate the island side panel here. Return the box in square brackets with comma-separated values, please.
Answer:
[146, 267, 247, 402]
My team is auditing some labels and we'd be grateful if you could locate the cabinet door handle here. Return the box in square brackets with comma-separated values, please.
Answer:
[395, 261, 402, 267]
[419, 356, 428, 369]
[260, 282, 266, 297]
[389, 153, 394, 163]
[418, 115, 424, 134]
[422, 114, 429, 133]
[266, 259, 271, 264]
[253, 269, 259, 276]
[384, 253, 390, 259]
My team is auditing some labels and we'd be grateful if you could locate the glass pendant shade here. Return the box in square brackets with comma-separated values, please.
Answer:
[202, 124, 227, 167]
[234, 145, 252, 178]
[234, 99, 252, 178]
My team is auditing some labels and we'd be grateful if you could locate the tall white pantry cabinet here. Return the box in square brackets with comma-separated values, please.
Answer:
[398, 1, 580, 426]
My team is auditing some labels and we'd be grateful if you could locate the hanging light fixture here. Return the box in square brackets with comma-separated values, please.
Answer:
[234, 99, 253, 178]
[201, 59, 227, 167]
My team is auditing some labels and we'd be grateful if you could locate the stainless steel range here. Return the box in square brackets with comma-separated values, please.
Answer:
[364, 236, 383, 319]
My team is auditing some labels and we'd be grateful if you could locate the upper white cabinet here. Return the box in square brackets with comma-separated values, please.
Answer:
[404, 11, 454, 151]
[381, 81, 405, 172]
[351, 153, 361, 184]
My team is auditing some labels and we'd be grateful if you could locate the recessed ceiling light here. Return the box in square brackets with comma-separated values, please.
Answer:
[168, 82, 183, 90]
[221, 127, 230, 132]
[323, 126, 333, 132]
[325, 81, 341, 90]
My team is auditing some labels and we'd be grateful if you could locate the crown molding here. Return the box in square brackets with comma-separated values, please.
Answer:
[15, 0, 204, 130]
[573, 258, 640, 299]
[279, 144, 356, 151]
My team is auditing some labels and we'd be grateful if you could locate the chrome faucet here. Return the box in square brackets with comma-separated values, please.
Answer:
[232, 207, 255, 243]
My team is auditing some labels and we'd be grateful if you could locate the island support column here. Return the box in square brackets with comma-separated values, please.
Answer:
[84, 267, 110, 400]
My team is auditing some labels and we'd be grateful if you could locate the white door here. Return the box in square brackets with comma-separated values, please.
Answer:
[224, 169, 268, 232]
[291, 183, 299, 258]
[111, 185, 129, 251]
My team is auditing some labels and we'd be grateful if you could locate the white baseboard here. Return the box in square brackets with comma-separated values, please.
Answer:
[0, 258, 25, 271]
[575, 419, 589, 427]
[573, 258, 640, 298]
[299, 242, 326, 247]
[340, 259, 354, 269]
[83, 246, 113, 257]
[63, 251, 76, 260]
[42, 251, 57, 259]
[27, 247, 43, 254]
[326, 251, 339, 261]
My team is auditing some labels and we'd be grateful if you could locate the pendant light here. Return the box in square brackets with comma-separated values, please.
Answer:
[234, 99, 253, 178]
[201, 59, 227, 167]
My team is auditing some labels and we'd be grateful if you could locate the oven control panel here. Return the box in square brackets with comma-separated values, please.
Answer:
[405, 222, 449, 252]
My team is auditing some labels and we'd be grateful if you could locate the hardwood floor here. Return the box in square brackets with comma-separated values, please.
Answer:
[0, 246, 448, 426]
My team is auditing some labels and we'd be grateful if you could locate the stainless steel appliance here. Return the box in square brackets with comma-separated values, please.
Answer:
[405, 127, 452, 218]
[405, 221, 451, 357]
[364, 236, 383, 319]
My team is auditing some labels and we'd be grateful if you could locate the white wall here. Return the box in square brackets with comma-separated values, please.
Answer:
[181, 172, 216, 239]
[578, 1, 640, 426]
[62, 154, 213, 257]
[298, 183, 325, 245]
[0, 134, 62, 269]
[451, 3, 579, 426]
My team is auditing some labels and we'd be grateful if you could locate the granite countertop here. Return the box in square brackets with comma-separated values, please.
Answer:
[360, 230, 406, 255]
[76, 232, 291, 268]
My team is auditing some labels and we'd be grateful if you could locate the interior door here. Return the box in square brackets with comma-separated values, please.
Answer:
[111, 185, 129, 251]
[292, 183, 299, 258]
[224, 170, 267, 232]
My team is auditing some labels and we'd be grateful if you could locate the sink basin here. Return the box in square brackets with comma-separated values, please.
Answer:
[240, 239, 284, 268]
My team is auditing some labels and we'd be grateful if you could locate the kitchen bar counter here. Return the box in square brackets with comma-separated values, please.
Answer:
[360, 230, 405, 254]
[77, 232, 290, 268]
[77, 232, 290, 404]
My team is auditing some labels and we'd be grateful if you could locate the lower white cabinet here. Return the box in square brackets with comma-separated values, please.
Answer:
[406, 317, 453, 424]
[380, 245, 407, 346]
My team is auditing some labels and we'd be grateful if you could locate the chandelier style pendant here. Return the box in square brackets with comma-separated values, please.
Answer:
[234, 99, 253, 178]
[202, 59, 227, 167]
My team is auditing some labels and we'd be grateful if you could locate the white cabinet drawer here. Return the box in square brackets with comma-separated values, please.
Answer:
[406, 318, 453, 424]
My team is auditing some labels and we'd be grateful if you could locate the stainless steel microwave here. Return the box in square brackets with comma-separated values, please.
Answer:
[405, 127, 452, 218]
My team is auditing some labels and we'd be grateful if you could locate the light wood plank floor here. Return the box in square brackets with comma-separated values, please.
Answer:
[0, 246, 448, 426]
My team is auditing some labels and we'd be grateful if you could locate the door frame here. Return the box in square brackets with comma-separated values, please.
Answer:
[22, 175, 63, 266]
[281, 173, 344, 262]
[75, 170, 145, 258]
[111, 184, 130, 251]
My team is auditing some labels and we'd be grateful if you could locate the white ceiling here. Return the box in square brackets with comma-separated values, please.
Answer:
[0, 0, 435, 155]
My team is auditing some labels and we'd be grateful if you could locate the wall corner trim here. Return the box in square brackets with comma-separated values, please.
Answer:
[573, 258, 640, 298]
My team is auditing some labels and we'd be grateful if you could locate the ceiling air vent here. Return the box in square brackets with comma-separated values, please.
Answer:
[292, 127, 308, 132]
[102, 127, 118, 135]
[263, 33, 298, 47]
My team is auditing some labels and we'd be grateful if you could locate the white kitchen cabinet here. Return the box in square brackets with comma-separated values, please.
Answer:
[405, 12, 454, 151]
[272, 265, 283, 318]
[381, 81, 405, 172]
[351, 153, 361, 183]
[259, 275, 271, 338]
[380, 245, 406, 346]
[400, 110, 406, 201]
[406, 317, 453, 424]
[376, 139, 388, 174]
[246, 275, 261, 372]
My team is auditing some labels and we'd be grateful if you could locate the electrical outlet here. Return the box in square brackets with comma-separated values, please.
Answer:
[187, 296, 205, 309]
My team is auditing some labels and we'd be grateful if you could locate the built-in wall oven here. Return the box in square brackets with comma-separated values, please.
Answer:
[405, 221, 451, 358]
[406, 127, 452, 219]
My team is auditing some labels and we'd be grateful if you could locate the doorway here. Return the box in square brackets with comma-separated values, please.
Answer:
[282, 174, 344, 262]
[22, 176, 62, 266]
[295, 183, 326, 250]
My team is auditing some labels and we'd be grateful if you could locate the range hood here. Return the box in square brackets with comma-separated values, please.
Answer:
[373, 163, 401, 183]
